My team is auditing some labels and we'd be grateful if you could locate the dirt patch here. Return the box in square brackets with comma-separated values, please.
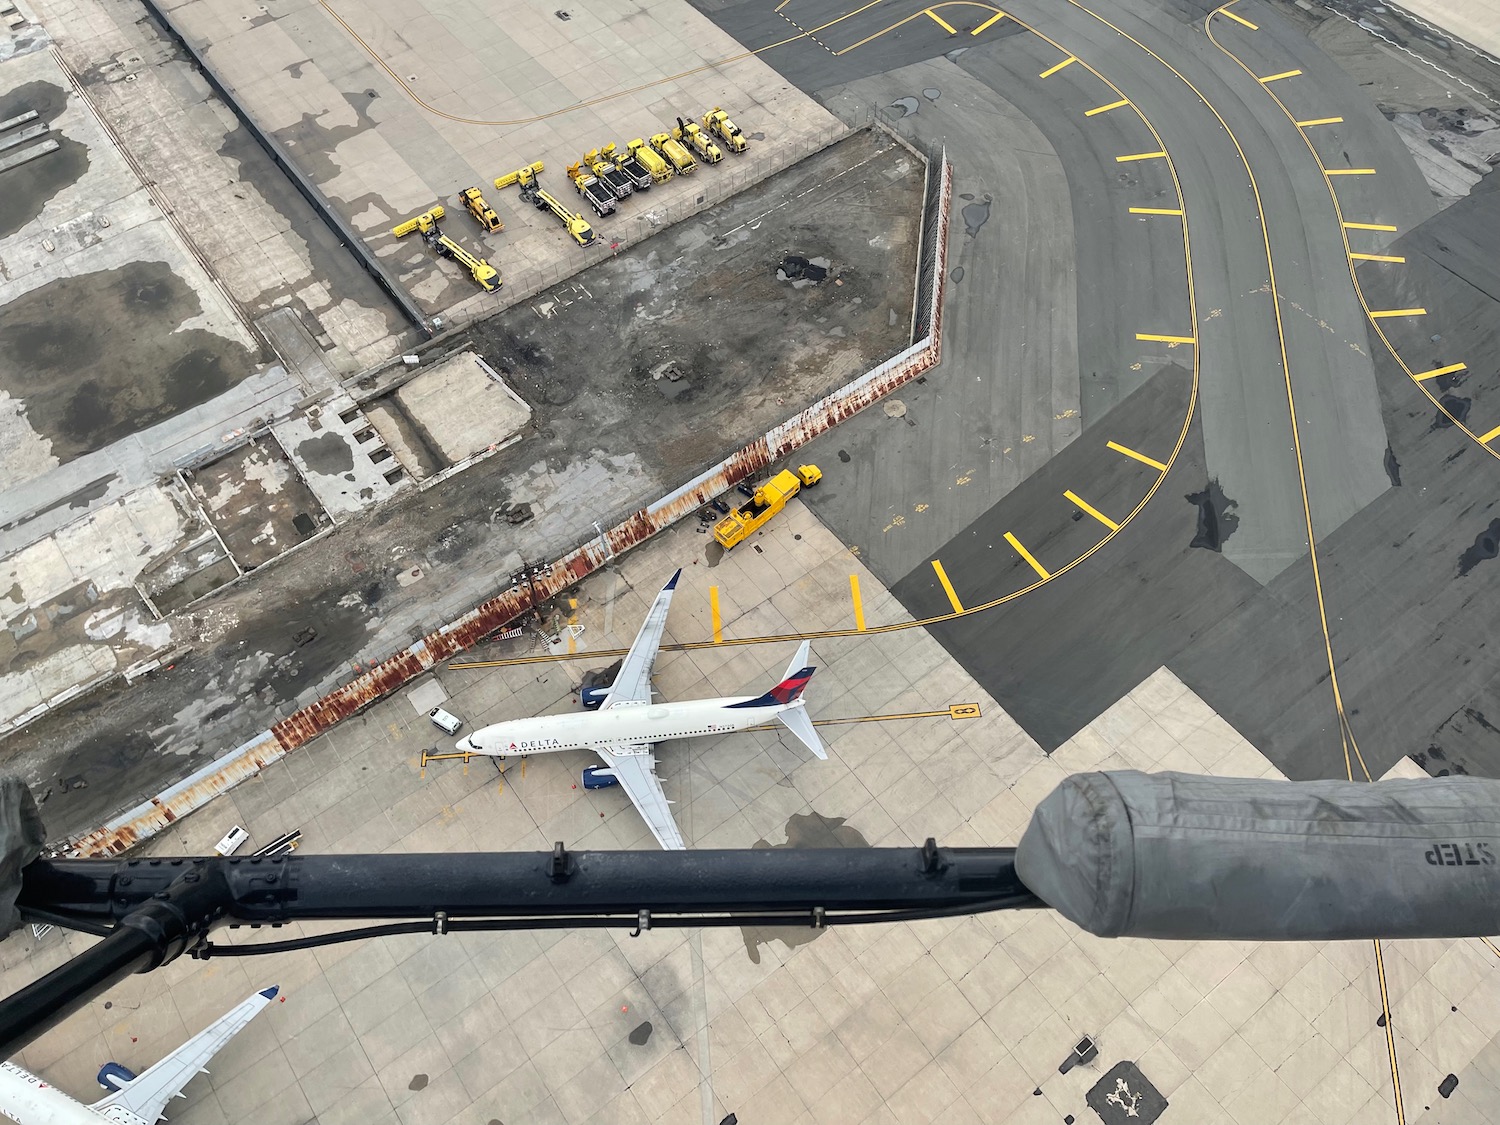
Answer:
[0, 261, 259, 462]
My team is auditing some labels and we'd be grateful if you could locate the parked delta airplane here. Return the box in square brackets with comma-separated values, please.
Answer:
[458, 568, 826, 849]
[0, 986, 278, 1125]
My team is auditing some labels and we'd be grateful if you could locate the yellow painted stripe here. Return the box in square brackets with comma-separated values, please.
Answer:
[1129, 207, 1183, 215]
[1296, 116, 1343, 127]
[1039, 55, 1077, 78]
[709, 585, 722, 643]
[1222, 7, 1258, 27]
[1005, 532, 1050, 579]
[1107, 440, 1167, 471]
[1479, 424, 1500, 446]
[924, 8, 957, 33]
[1368, 308, 1426, 319]
[849, 574, 866, 632]
[931, 559, 964, 613]
[1136, 333, 1196, 344]
[1344, 221, 1398, 231]
[1350, 252, 1405, 263]
[1064, 489, 1120, 531]
[1258, 68, 1302, 83]
[1413, 362, 1466, 382]
[971, 9, 1006, 34]
[1327, 167, 1377, 175]
[1085, 98, 1129, 116]
[1116, 150, 1167, 163]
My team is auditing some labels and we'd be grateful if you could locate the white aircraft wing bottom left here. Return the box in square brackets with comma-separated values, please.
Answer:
[594, 743, 685, 850]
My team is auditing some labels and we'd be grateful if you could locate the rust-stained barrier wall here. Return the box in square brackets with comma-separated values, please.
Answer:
[67, 156, 953, 857]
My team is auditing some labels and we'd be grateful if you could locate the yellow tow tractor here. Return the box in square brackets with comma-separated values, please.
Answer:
[674, 116, 723, 164]
[458, 187, 504, 233]
[626, 138, 673, 184]
[649, 130, 696, 176]
[493, 161, 596, 248]
[712, 465, 821, 549]
[391, 205, 500, 293]
[701, 107, 748, 154]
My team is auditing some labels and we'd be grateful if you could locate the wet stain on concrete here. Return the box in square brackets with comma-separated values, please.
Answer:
[407, 1074, 428, 1091]
[961, 197, 991, 238]
[628, 1021, 653, 1046]
[922, 87, 941, 101]
[1186, 480, 1239, 551]
[1384, 446, 1402, 486]
[1457, 518, 1500, 577]
[950, 265, 965, 284]
[295, 432, 355, 475]
[740, 813, 870, 964]
[0, 80, 90, 239]
[0, 262, 256, 463]
[888, 96, 920, 118]
[0, 474, 115, 533]
[278, 94, 380, 185]
[1434, 394, 1471, 429]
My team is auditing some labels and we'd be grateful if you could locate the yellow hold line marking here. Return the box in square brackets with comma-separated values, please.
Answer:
[1349, 252, 1405, 263]
[931, 559, 964, 613]
[1064, 490, 1120, 531]
[1040, 56, 1078, 78]
[1480, 424, 1500, 446]
[1129, 207, 1183, 215]
[1085, 98, 1129, 116]
[1116, 150, 1167, 162]
[1258, 68, 1302, 83]
[1107, 440, 1168, 471]
[1222, 7, 1258, 27]
[1344, 221, 1397, 231]
[1327, 167, 1376, 175]
[1413, 363, 1466, 381]
[1136, 333, 1196, 344]
[1296, 116, 1343, 127]
[849, 574, 866, 632]
[709, 585, 722, 643]
[1005, 532, 1050, 579]
[971, 10, 1007, 34]
[923, 8, 957, 33]
[1368, 308, 1427, 318]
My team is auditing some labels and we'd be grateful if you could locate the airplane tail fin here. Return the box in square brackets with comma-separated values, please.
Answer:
[726, 640, 814, 709]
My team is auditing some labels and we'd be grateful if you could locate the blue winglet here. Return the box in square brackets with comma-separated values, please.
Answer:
[664, 568, 682, 591]
[258, 985, 280, 1000]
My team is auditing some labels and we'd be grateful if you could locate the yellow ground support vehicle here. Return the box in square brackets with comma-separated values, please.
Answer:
[712, 465, 822, 549]
[458, 187, 503, 232]
[600, 143, 653, 190]
[673, 117, 722, 164]
[493, 161, 596, 247]
[391, 205, 500, 292]
[649, 131, 696, 176]
[702, 107, 748, 154]
[627, 138, 673, 184]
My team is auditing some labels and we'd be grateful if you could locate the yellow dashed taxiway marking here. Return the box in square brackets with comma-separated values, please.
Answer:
[1479, 425, 1500, 446]
[849, 574, 866, 632]
[1085, 98, 1129, 116]
[930, 559, 965, 613]
[1040, 55, 1078, 77]
[1258, 68, 1302, 83]
[1136, 333, 1196, 344]
[1116, 150, 1167, 162]
[709, 585, 722, 643]
[1064, 489, 1121, 531]
[1413, 363, 1466, 381]
[1107, 440, 1168, 471]
[1222, 7, 1258, 27]
[1129, 207, 1183, 216]
[1297, 116, 1343, 127]
[971, 10, 1007, 34]
[1344, 221, 1398, 231]
[923, 8, 957, 33]
[1368, 308, 1426, 318]
[1326, 167, 1377, 176]
[1349, 252, 1405, 263]
[1005, 532, 1050, 579]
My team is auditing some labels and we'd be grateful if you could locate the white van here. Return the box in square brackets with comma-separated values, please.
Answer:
[429, 706, 463, 735]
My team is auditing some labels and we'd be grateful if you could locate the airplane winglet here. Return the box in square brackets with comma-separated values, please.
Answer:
[664, 568, 682, 591]
[258, 986, 280, 1000]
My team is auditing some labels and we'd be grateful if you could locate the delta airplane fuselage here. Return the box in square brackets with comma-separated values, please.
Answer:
[459, 695, 793, 757]
[0, 1062, 109, 1125]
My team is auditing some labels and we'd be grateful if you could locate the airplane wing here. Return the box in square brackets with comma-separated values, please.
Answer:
[603, 569, 681, 708]
[90, 987, 279, 1122]
[595, 743, 686, 850]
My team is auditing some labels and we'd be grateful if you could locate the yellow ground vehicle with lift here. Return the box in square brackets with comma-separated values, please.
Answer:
[391, 205, 500, 292]
[701, 107, 748, 154]
[626, 138, 673, 184]
[712, 465, 822, 549]
[674, 117, 722, 164]
[649, 131, 696, 176]
[458, 187, 503, 232]
[493, 161, 596, 247]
